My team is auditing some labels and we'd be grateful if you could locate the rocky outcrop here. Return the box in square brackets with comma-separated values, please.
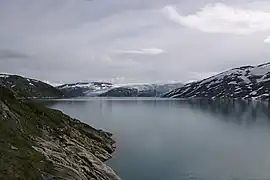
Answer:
[0, 74, 66, 98]
[0, 86, 120, 180]
[164, 63, 270, 100]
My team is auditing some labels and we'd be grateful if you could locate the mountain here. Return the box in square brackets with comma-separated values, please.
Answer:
[99, 86, 138, 97]
[0, 74, 66, 98]
[99, 83, 183, 97]
[164, 62, 270, 100]
[0, 85, 120, 180]
[57, 82, 113, 97]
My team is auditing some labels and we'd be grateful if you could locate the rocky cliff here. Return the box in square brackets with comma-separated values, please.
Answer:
[0, 86, 120, 180]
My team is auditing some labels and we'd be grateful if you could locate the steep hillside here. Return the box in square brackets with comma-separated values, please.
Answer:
[57, 82, 113, 97]
[164, 63, 270, 100]
[0, 74, 66, 98]
[0, 86, 120, 180]
[99, 83, 183, 97]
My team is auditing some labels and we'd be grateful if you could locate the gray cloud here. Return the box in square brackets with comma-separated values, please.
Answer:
[0, 0, 270, 84]
[0, 49, 30, 59]
[113, 48, 165, 55]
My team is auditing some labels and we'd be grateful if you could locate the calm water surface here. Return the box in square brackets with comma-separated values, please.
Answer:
[44, 98, 270, 180]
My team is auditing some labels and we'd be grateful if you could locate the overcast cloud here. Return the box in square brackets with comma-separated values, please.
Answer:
[0, 0, 270, 84]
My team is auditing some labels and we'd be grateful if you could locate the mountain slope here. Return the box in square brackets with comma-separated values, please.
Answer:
[57, 82, 113, 97]
[0, 86, 120, 180]
[164, 63, 270, 100]
[0, 74, 66, 98]
[99, 83, 183, 97]
[99, 86, 138, 97]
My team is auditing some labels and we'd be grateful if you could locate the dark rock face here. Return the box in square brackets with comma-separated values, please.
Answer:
[164, 63, 270, 100]
[0, 86, 120, 180]
[99, 83, 183, 97]
[0, 74, 65, 98]
[57, 82, 113, 97]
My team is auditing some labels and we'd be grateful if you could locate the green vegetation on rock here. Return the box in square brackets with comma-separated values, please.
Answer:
[0, 86, 120, 180]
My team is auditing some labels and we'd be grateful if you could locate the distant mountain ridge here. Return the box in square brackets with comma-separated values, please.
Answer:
[0, 74, 66, 98]
[164, 62, 270, 100]
[57, 82, 113, 97]
[0, 73, 183, 98]
[98, 83, 183, 97]
[57, 81, 183, 98]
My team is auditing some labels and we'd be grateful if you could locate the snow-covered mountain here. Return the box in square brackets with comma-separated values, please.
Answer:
[164, 62, 270, 100]
[57, 82, 113, 97]
[0, 74, 65, 98]
[99, 83, 183, 97]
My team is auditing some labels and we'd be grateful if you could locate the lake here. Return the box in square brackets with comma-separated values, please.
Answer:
[44, 98, 270, 180]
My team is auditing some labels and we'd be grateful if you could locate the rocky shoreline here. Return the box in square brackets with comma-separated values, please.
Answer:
[0, 86, 120, 180]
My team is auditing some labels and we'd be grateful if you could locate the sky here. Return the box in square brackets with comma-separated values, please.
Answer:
[0, 0, 270, 85]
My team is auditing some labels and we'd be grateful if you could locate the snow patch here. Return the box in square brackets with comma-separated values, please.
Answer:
[259, 77, 270, 83]
[240, 76, 251, 84]
[251, 64, 270, 76]
[0, 74, 9, 78]
[250, 91, 257, 96]
[228, 81, 237, 85]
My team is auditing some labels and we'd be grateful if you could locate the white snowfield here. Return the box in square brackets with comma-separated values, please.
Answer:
[57, 82, 114, 96]
[113, 82, 182, 90]
[59, 82, 112, 89]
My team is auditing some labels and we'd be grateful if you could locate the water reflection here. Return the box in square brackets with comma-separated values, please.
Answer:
[43, 98, 270, 127]
[176, 100, 270, 126]
[43, 98, 270, 180]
